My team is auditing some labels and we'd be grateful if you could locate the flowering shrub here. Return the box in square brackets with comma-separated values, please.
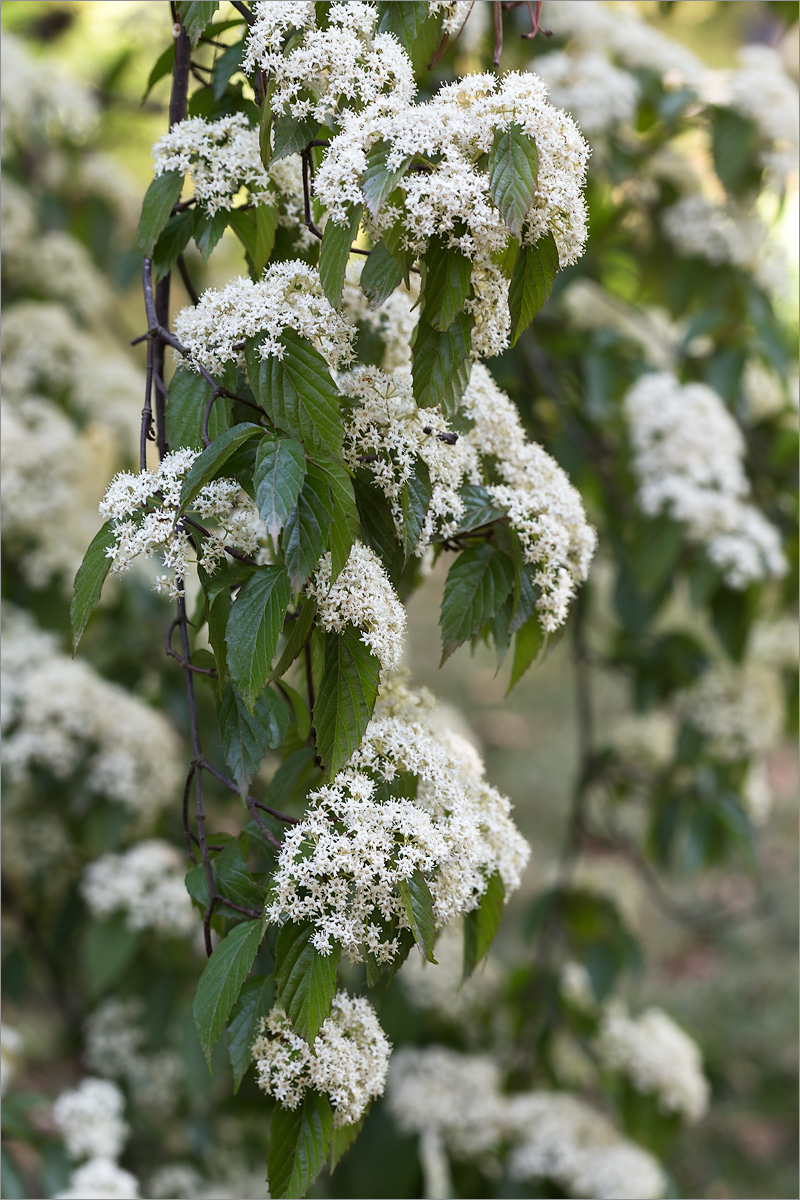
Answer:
[2, 2, 797, 1199]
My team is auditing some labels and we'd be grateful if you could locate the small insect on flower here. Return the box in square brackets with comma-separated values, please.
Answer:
[422, 425, 459, 445]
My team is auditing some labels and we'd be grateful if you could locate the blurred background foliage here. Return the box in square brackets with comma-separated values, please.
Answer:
[1, 3, 797, 1199]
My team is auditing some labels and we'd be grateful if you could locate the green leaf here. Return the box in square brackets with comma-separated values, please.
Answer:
[153, 209, 197, 283]
[397, 870, 437, 962]
[82, 915, 140, 994]
[202, 559, 257, 605]
[268, 1090, 333, 1200]
[219, 681, 290, 796]
[360, 242, 403, 310]
[274, 921, 340, 1042]
[453, 484, 504, 534]
[508, 613, 545, 692]
[279, 680, 311, 742]
[361, 140, 411, 222]
[193, 919, 262, 1068]
[179, 422, 263, 513]
[247, 329, 343, 454]
[226, 567, 291, 710]
[229, 204, 279, 277]
[412, 313, 472, 418]
[71, 521, 115, 651]
[310, 458, 359, 579]
[319, 204, 362, 307]
[463, 871, 504, 979]
[266, 746, 319, 812]
[354, 469, 404, 581]
[212, 36, 245, 100]
[488, 123, 539, 240]
[166, 364, 231, 452]
[176, 0, 219, 46]
[213, 838, 268, 910]
[137, 170, 184, 257]
[314, 626, 381, 775]
[282, 473, 330, 594]
[142, 44, 174, 103]
[508, 233, 559, 343]
[194, 208, 230, 263]
[329, 1117, 364, 1174]
[440, 544, 514, 662]
[271, 600, 317, 682]
[254, 436, 307, 542]
[375, 0, 444, 71]
[401, 459, 432, 560]
[227, 975, 274, 1093]
[272, 113, 319, 161]
[421, 235, 473, 331]
[712, 108, 761, 195]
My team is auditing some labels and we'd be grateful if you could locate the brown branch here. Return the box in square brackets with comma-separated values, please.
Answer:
[230, 0, 254, 24]
[493, 1, 504, 67]
[200, 759, 299, 825]
[177, 253, 200, 306]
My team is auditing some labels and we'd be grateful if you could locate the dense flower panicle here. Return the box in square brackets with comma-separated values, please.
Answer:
[342, 261, 419, 373]
[173, 262, 355, 374]
[681, 662, 785, 763]
[85, 999, 183, 1118]
[462, 365, 597, 631]
[153, 113, 271, 214]
[561, 277, 692, 372]
[340, 367, 480, 554]
[100, 448, 264, 598]
[722, 45, 799, 185]
[596, 1005, 710, 1122]
[387, 1047, 506, 1156]
[0, 33, 99, 152]
[533, 49, 640, 139]
[246, 2, 415, 126]
[306, 542, 406, 670]
[741, 357, 794, 424]
[266, 677, 529, 960]
[81, 841, 196, 937]
[316, 71, 590, 324]
[624, 372, 787, 588]
[661, 194, 788, 298]
[609, 710, 677, 772]
[52, 1078, 129, 1162]
[55, 1159, 140, 1200]
[399, 922, 499, 1019]
[1, 610, 182, 819]
[252, 993, 391, 1126]
[506, 1092, 666, 1200]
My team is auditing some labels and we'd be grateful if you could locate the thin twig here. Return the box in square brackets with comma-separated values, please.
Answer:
[200, 759, 299, 825]
[493, 0, 503, 67]
[230, 0, 254, 24]
[177, 253, 200, 306]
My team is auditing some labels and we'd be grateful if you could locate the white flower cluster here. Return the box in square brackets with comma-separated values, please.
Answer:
[267, 676, 529, 960]
[341, 367, 480, 554]
[0, 33, 99, 155]
[245, 2, 415, 127]
[596, 1004, 710, 1122]
[462, 365, 597, 631]
[561, 277, 693, 372]
[387, 1047, 666, 1199]
[609, 709, 677, 772]
[681, 661, 785, 764]
[306, 542, 406, 671]
[252, 992, 390, 1127]
[100, 447, 263, 599]
[506, 1091, 666, 1200]
[741, 358, 794, 425]
[544, 0, 703, 88]
[399, 921, 499, 1020]
[85, 998, 183, 1119]
[533, 49, 640, 140]
[624, 372, 787, 589]
[173, 262, 354, 374]
[1, 609, 182, 820]
[81, 840, 196, 937]
[723, 45, 799, 187]
[342, 259, 419, 373]
[316, 71, 589, 356]
[429, 0, 474, 38]
[52, 1078, 129, 1162]
[661, 194, 788, 298]
[153, 112, 270, 215]
[56, 1159, 140, 1200]
[1, 300, 142, 447]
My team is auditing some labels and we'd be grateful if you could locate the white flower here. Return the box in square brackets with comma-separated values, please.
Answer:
[81, 840, 196, 937]
[253, 993, 391, 1126]
[399, 922, 499, 1019]
[52, 1078, 129, 1162]
[100, 448, 263, 598]
[595, 1004, 710, 1122]
[266, 677, 529, 962]
[1, 609, 182, 820]
[609, 710, 677, 772]
[624, 372, 787, 588]
[173, 262, 355, 375]
[681, 661, 785, 762]
[153, 113, 271, 215]
[661, 194, 788, 298]
[55, 1158, 140, 1200]
[533, 49, 639, 139]
[307, 542, 406, 670]
[561, 277, 688, 372]
[718, 44, 799, 186]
